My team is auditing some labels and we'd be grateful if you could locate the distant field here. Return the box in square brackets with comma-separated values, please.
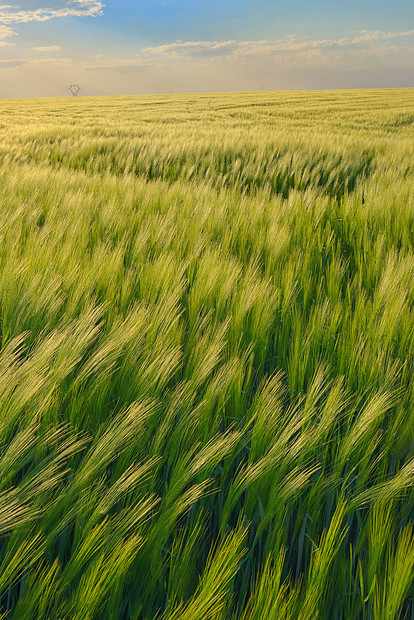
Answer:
[0, 89, 413, 619]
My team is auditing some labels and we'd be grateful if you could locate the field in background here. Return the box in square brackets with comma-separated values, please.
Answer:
[0, 89, 413, 619]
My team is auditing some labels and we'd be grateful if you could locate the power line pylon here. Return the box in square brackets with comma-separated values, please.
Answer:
[68, 84, 81, 97]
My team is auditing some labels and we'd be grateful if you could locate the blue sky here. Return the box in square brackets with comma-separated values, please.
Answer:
[0, 0, 413, 97]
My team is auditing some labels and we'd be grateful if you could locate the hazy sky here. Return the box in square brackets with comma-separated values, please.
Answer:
[0, 0, 413, 97]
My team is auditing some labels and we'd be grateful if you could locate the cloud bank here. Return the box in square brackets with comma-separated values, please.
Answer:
[81, 29, 414, 77]
[139, 30, 414, 64]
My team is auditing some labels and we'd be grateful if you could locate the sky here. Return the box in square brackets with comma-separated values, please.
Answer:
[0, 0, 413, 97]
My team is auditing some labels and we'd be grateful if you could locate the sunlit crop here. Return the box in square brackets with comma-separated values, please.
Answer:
[0, 88, 413, 619]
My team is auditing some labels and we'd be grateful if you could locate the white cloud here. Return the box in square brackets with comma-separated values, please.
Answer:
[0, 23, 16, 39]
[27, 55, 72, 65]
[0, 1, 103, 24]
[30, 44, 61, 52]
[349, 29, 414, 44]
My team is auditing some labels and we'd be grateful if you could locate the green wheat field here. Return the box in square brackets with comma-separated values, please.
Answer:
[0, 88, 413, 619]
